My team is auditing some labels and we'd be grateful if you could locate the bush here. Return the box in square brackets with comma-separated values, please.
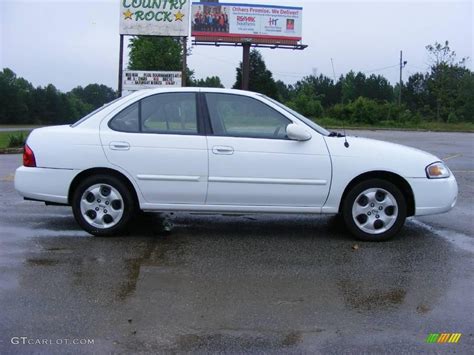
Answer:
[287, 94, 324, 118]
[447, 112, 459, 123]
[8, 132, 27, 148]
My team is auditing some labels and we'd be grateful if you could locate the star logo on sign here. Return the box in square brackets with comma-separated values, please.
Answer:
[174, 11, 185, 21]
[123, 9, 133, 20]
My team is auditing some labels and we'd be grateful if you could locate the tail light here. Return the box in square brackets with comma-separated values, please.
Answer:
[23, 144, 36, 167]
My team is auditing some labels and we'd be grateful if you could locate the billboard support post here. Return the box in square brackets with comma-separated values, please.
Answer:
[242, 42, 251, 91]
[118, 34, 124, 97]
[182, 37, 188, 87]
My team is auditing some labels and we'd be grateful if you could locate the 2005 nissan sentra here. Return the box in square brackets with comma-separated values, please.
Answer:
[15, 88, 458, 241]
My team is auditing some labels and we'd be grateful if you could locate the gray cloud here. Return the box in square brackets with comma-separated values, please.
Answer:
[2, 0, 472, 91]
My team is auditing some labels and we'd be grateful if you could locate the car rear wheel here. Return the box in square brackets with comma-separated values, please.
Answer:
[342, 179, 407, 241]
[72, 175, 136, 236]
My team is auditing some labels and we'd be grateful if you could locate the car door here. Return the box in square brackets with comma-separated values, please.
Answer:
[100, 92, 208, 205]
[204, 92, 331, 207]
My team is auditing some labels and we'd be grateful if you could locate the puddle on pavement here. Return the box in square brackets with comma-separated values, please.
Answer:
[26, 258, 61, 266]
[175, 331, 303, 352]
[339, 282, 407, 311]
[409, 219, 474, 253]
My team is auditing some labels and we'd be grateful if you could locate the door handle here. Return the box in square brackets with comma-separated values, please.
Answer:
[212, 146, 234, 155]
[109, 141, 130, 151]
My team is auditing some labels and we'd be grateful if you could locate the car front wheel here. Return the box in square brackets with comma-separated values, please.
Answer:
[342, 179, 407, 241]
[72, 175, 136, 236]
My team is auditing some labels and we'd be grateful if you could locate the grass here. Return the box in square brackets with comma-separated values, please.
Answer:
[0, 131, 31, 149]
[315, 117, 474, 132]
[0, 119, 471, 150]
[0, 124, 44, 129]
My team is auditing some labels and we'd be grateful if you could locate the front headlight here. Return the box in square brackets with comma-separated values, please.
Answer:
[426, 162, 450, 179]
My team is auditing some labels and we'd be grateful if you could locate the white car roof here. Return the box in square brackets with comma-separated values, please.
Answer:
[135, 87, 261, 98]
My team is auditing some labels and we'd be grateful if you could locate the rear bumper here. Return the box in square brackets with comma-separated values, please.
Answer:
[408, 174, 458, 216]
[14, 166, 79, 205]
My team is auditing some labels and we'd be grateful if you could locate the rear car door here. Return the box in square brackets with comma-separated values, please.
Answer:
[100, 92, 208, 205]
[204, 92, 331, 207]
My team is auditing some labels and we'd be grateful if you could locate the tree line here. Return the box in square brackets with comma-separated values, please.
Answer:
[0, 69, 116, 125]
[0, 39, 472, 125]
[238, 42, 473, 124]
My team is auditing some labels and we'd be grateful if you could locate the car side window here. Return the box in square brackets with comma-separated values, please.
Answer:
[205, 93, 290, 139]
[109, 102, 139, 133]
[141, 93, 198, 135]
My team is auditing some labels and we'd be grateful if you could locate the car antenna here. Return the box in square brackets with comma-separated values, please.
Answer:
[331, 58, 350, 148]
[342, 120, 349, 148]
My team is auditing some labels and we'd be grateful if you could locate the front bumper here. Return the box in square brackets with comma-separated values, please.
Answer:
[407, 174, 458, 216]
[15, 166, 79, 205]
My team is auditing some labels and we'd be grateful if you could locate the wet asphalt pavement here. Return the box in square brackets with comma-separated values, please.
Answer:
[0, 130, 473, 353]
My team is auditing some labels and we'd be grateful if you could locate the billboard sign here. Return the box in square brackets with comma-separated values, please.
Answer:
[123, 71, 182, 91]
[191, 2, 302, 42]
[120, 0, 191, 36]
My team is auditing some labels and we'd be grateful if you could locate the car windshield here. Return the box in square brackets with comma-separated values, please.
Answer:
[70, 96, 124, 127]
[261, 95, 330, 136]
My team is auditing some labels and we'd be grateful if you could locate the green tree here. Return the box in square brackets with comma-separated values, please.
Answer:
[341, 71, 393, 103]
[70, 84, 116, 110]
[293, 74, 342, 107]
[192, 76, 224, 88]
[128, 36, 194, 86]
[0, 68, 115, 124]
[287, 80, 324, 118]
[425, 41, 469, 121]
[0, 68, 33, 124]
[232, 49, 278, 99]
[275, 80, 293, 102]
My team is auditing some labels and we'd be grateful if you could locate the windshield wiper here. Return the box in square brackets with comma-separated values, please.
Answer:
[329, 131, 346, 137]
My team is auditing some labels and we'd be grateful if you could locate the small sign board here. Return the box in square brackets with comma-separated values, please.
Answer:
[191, 2, 303, 43]
[120, 0, 191, 36]
[123, 71, 182, 91]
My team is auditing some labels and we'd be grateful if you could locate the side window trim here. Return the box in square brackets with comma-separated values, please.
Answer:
[203, 93, 292, 140]
[197, 92, 213, 135]
[108, 92, 204, 136]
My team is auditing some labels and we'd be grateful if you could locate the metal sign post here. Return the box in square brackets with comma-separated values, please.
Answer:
[182, 36, 188, 87]
[118, 35, 124, 96]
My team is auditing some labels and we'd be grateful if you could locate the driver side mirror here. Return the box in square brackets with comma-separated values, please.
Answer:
[286, 123, 312, 141]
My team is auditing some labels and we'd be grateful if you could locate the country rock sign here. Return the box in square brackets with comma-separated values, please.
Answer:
[119, 0, 190, 36]
[122, 0, 187, 22]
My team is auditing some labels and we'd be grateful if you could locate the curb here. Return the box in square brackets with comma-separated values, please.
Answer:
[0, 148, 23, 154]
[325, 126, 474, 133]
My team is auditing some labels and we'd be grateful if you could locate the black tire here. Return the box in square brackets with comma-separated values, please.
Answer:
[72, 174, 136, 236]
[342, 179, 407, 241]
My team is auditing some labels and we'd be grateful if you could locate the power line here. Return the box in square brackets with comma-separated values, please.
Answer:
[361, 64, 399, 74]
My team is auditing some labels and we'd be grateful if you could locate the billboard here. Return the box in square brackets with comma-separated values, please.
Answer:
[120, 0, 191, 36]
[191, 2, 302, 42]
[123, 71, 182, 91]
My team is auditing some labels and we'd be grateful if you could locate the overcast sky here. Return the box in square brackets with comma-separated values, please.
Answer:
[1, 0, 472, 91]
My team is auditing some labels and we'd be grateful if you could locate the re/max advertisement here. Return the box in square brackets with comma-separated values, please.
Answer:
[191, 2, 303, 41]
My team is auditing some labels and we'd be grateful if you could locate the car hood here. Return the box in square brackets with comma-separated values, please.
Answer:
[324, 135, 441, 178]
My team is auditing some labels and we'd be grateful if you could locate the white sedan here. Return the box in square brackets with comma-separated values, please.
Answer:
[15, 88, 458, 241]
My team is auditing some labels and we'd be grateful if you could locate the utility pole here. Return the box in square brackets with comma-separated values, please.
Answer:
[399, 50, 407, 105]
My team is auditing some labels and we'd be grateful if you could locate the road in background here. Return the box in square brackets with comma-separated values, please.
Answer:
[0, 131, 472, 353]
[346, 130, 473, 237]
